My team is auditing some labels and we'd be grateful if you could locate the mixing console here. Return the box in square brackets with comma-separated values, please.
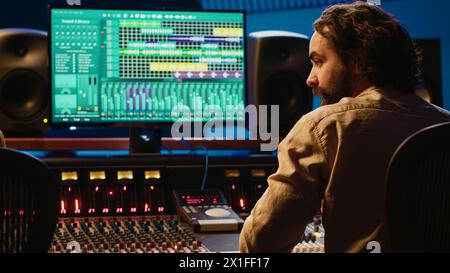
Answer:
[49, 215, 325, 253]
[44, 156, 325, 253]
[292, 215, 325, 253]
[49, 215, 209, 253]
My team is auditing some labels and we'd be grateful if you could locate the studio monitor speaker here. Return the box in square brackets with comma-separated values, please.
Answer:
[247, 31, 312, 137]
[0, 28, 48, 137]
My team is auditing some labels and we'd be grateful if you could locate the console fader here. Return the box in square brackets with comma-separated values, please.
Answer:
[45, 155, 325, 253]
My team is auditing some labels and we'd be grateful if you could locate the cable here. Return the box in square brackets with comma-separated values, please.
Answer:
[180, 138, 209, 191]
[160, 142, 173, 154]
[180, 137, 194, 151]
[195, 145, 209, 192]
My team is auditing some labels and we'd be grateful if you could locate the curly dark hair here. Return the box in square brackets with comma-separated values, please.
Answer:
[314, 1, 422, 94]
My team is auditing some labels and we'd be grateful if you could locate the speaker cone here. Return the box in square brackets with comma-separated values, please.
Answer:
[0, 69, 47, 122]
[0, 29, 48, 136]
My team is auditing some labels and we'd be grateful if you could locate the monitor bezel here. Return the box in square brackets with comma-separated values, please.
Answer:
[48, 5, 248, 129]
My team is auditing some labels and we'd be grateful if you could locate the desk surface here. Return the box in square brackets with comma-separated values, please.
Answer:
[5, 138, 269, 151]
[196, 232, 241, 253]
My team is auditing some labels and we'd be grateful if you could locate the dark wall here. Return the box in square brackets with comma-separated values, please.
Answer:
[1, 2, 48, 30]
[0, 1, 202, 31]
[415, 39, 443, 107]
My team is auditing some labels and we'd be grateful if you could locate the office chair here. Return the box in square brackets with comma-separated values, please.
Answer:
[386, 121, 450, 252]
[0, 129, 5, 147]
[0, 147, 58, 253]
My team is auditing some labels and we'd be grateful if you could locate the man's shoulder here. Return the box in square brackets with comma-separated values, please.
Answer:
[296, 103, 450, 144]
[303, 89, 450, 127]
[301, 99, 377, 126]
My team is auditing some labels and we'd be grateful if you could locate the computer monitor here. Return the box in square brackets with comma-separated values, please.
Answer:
[49, 7, 247, 152]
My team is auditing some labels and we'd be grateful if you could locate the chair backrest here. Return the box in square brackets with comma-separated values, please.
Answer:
[0, 130, 5, 148]
[386, 121, 450, 252]
[0, 148, 58, 253]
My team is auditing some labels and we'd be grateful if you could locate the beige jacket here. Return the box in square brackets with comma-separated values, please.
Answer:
[240, 86, 450, 253]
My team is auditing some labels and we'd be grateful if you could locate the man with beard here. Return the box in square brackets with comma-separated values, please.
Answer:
[239, 1, 450, 253]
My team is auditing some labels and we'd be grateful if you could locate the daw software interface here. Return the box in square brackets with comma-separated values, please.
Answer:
[50, 8, 246, 124]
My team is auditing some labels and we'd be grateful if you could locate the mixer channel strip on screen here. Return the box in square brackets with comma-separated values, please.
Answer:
[97, 81, 244, 121]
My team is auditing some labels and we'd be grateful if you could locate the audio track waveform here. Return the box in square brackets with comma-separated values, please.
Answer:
[118, 19, 244, 79]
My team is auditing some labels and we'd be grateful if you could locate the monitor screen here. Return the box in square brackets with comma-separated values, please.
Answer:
[49, 8, 246, 124]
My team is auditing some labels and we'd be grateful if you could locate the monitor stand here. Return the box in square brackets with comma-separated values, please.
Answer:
[129, 127, 162, 154]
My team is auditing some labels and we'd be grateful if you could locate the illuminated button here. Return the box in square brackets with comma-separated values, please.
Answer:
[251, 169, 266, 177]
[117, 170, 133, 180]
[313, 232, 322, 241]
[90, 171, 106, 180]
[225, 169, 240, 178]
[145, 170, 161, 180]
[204, 208, 231, 217]
[61, 171, 78, 181]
